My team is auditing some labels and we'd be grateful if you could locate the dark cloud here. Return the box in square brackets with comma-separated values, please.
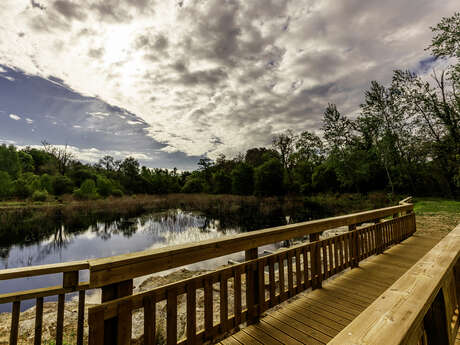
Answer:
[53, 0, 87, 21]
[88, 47, 105, 59]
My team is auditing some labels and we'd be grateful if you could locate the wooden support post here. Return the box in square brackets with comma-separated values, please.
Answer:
[311, 243, 322, 290]
[348, 225, 359, 268]
[101, 279, 133, 345]
[245, 248, 259, 325]
[310, 232, 320, 242]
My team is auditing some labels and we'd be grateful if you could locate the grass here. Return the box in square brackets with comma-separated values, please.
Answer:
[413, 197, 460, 214]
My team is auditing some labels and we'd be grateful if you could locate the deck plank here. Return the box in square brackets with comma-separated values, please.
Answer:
[221, 233, 440, 344]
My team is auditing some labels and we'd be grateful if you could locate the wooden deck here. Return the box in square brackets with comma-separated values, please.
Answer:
[220, 233, 440, 345]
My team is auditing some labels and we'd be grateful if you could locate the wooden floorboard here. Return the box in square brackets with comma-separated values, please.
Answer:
[222, 233, 440, 344]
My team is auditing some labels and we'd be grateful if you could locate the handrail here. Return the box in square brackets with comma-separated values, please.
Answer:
[88, 202, 413, 287]
[329, 222, 460, 345]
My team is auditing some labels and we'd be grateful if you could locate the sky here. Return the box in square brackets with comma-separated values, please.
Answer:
[0, 0, 458, 170]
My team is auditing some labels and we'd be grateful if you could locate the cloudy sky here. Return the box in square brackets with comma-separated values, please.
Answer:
[0, 0, 457, 169]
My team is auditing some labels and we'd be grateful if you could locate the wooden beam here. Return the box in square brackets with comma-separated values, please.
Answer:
[89, 203, 413, 287]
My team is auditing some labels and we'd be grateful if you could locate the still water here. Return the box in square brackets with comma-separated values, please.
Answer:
[0, 209, 291, 312]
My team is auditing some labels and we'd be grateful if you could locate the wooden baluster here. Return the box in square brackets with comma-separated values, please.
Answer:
[338, 237, 344, 271]
[310, 232, 320, 242]
[344, 234, 350, 267]
[167, 288, 177, 345]
[303, 247, 310, 289]
[376, 224, 383, 254]
[101, 279, 133, 345]
[348, 225, 357, 268]
[204, 277, 213, 337]
[77, 290, 85, 345]
[245, 248, 259, 325]
[56, 294, 65, 345]
[322, 243, 328, 278]
[295, 248, 302, 292]
[234, 266, 242, 326]
[34, 297, 43, 345]
[143, 295, 156, 345]
[258, 260, 265, 315]
[327, 239, 334, 274]
[220, 274, 228, 333]
[268, 257, 276, 306]
[117, 300, 132, 345]
[311, 243, 322, 290]
[88, 308, 105, 345]
[278, 254, 286, 300]
[10, 300, 20, 345]
[334, 237, 339, 273]
[287, 250, 294, 296]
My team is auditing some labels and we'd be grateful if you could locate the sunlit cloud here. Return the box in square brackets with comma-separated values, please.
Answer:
[0, 0, 457, 162]
[9, 114, 21, 121]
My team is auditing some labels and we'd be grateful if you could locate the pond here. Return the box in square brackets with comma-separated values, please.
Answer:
[0, 208, 295, 312]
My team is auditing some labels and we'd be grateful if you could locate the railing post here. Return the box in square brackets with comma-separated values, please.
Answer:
[311, 242, 322, 289]
[349, 224, 359, 268]
[310, 232, 320, 242]
[101, 279, 133, 345]
[245, 248, 259, 325]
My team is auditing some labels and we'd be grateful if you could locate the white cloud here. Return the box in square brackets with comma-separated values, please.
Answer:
[1, 75, 14, 81]
[25, 117, 34, 124]
[9, 113, 21, 121]
[0, 0, 457, 158]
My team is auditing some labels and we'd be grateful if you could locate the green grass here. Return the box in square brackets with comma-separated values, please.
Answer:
[413, 197, 460, 214]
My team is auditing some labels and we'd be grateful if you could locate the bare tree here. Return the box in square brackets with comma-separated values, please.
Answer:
[41, 140, 74, 175]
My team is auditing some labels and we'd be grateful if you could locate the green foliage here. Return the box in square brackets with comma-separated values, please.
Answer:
[40, 174, 54, 194]
[413, 198, 460, 214]
[212, 170, 232, 194]
[254, 159, 284, 196]
[53, 175, 74, 195]
[18, 151, 35, 173]
[0, 171, 12, 198]
[73, 179, 99, 200]
[181, 177, 205, 193]
[231, 163, 254, 195]
[96, 175, 113, 197]
[0, 144, 20, 179]
[32, 190, 48, 202]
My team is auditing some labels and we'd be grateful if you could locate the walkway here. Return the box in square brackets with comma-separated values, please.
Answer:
[220, 233, 440, 345]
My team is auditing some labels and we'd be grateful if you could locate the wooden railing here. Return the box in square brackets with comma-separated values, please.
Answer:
[0, 199, 415, 345]
[87, 202, 415, 345]
[329, 222, 460, 345]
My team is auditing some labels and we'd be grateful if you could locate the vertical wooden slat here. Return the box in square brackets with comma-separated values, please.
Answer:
[143, 295, 156, 345]
[303, 247, 310, 288]
[204, 277, 213, 335]
[117, 300, 132, 345]
[287, 250, 294, 296]
[269, 257, 276, 305]
[77, 290, 85, 345]
[34, 297, 43, 345]
[56, 293, 65, 345]
[311, 243, 319, 289]
[167, 288, 177, 345]
[234, 266, 242, 326]
[10, 300, 20, 345]
[220, 274, 228, 332]
[338, 237, 344, 270]
[186, 282, 196, 344]
[257, 260, 265, 314]
[295, 248, 302, 291]
[328, 239, 334, 273]
[334, 237, 340, 272]
[322, 242, 328, 278]
[278, 254, 286, 299]
[88, 308, 104, 345]
[245, 248, 259, 325]
[376, 223, 383, 254]
[344, 234, 350, 267]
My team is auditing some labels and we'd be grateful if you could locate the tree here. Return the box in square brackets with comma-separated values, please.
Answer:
[98, 155, 116, 171]
[231, 163, 254, 195]
[74, 179, 99, 200]
[272, 130, 296, 183]
[245, 147, 278, 167]
[0, 144, 20, 179]
[41, 141, 74, 175]
[212, 170, 232, 194]
[53, 175, 74, 195]
[322, 104, 354, 153]
[254, 158, 284, 196]
[0, 171, 12, 198]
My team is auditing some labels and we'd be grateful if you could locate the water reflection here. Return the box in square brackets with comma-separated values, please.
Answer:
[0, 207, 300, 312]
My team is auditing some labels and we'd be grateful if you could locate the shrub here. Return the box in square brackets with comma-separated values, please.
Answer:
[0, 171, 12, 198]
[32, 190, 48, 202]
[254, 159, 284, 196]
[111, 189, 124, 197]
[181, 177, 205, 193]
[53, 175, 74, 195]
[231, 163, 254, 195]
[73, 179, 99, 200]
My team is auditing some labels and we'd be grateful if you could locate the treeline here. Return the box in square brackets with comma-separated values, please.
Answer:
[0, 13, 458, 201]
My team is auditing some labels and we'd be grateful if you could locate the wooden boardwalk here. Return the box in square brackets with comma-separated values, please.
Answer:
[220, 233, 440, 345]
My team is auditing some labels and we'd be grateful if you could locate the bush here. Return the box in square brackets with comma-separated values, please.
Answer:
[0, 171, 12, 198]
[111, 189, 124, 197]
[32, 190, 48, 202]
[254, 159, 284, 196]
[181, 177, 204, 193]
[53, 175, 74, 195]
[231, 163, 254, 195]
[96, 176, 113, 197]
[12, 178, 32, 198]
[73, 179, 99, 200]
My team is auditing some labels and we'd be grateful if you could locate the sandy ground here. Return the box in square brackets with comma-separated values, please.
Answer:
[0, 212, 458, 345]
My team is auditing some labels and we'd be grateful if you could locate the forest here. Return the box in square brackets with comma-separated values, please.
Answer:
[0, 13, 458, 201]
